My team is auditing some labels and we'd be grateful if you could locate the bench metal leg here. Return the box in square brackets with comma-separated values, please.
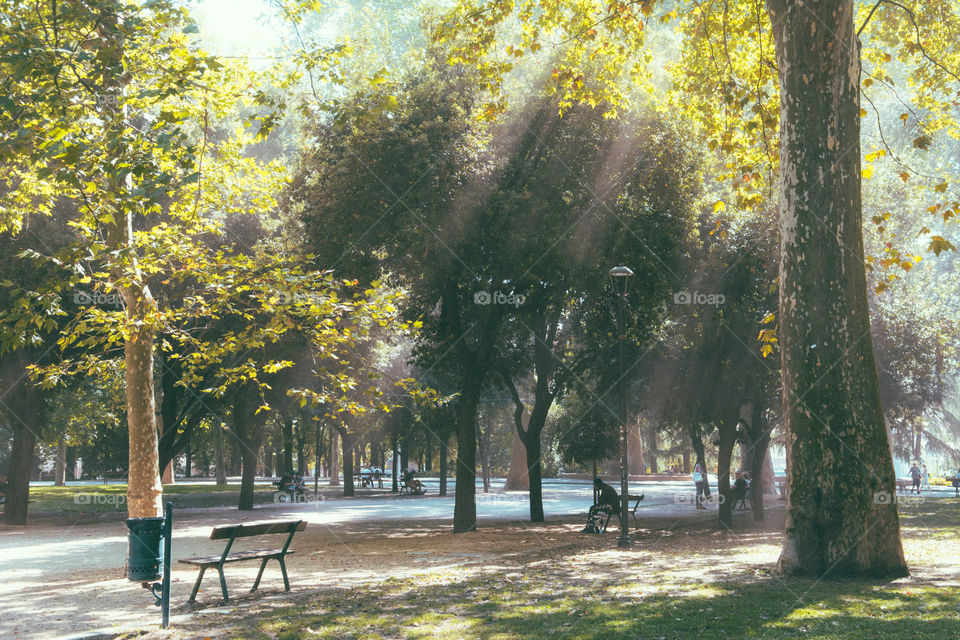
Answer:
[251, 557, 270, 592]
[278, 555, 291, 591]
[217, 565, 230, 603]
[188, 566, 207, 603]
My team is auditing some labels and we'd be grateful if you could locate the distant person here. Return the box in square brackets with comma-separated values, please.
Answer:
[402, 468, 424, 494]
[952, 470, 960, 497]
[583, 477, 620, 533]
[693, 461, 708, 510]
[909, 463, 922, 494]
[732, 471, 748, 510]
[920, 464, 930, 492]
[0, 474, 7, 504]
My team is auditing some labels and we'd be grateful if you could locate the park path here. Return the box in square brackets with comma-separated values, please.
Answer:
[0, 476, 760, 640]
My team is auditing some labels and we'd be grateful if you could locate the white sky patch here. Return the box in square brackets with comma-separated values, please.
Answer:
[192, 0, 282, 59]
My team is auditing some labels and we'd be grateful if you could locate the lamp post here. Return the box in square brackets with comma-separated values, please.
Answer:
[608, 265, 634, 548]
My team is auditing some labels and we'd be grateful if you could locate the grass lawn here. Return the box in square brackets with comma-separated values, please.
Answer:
[145, 499, 960, 640]
[22, 482, 277, 512]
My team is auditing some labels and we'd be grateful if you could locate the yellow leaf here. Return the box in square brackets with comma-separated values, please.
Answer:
[934, 182, 948, 193]
[713, 200, 725, 213]
[862, 166, 873, 179]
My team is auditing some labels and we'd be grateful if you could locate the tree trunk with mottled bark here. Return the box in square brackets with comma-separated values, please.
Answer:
[1, 355, 42, 525]
[215, 423, 227, 485]
[339, 426, 355, 497]
[503, 421, 529, 491]
[717, 419, 738, 530]
[329, 429, 340, 486]
[769, 0, 906, 577]
[54, 438, 67, 486]
[453, 371, 481, 533]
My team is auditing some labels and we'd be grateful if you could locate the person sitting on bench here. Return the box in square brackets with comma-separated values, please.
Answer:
[732, 471, 749, 509]
[401, 468, 425, 494]
[583, 477, 620, 532]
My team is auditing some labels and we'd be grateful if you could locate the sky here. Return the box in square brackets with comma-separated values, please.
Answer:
[191, 0, 284, 59]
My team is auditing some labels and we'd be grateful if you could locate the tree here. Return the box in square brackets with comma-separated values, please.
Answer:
[289, 57, 512, 532]
[428, 0, 960, 577]
[492, 97, 698, 521]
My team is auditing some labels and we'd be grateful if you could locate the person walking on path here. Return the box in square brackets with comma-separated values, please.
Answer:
[693, 461, 708, 510]
[921, 464, 931, 492]
[909, 463, 922, 494]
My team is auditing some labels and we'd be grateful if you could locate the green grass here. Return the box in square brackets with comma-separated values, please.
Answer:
[212, 568, 958, 640]
[22, 483, 277, 512]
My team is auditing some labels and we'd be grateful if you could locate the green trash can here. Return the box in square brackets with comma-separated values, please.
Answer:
[126, 516, 164, 582]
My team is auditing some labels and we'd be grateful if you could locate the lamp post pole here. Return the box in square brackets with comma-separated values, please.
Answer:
[609, 266, 634, 548]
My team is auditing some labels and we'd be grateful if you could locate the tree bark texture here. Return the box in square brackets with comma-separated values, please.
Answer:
[503, 420, 529, 491]
[1, 354, 42, 525]
[769, 0, 906, 577]
[453, 372, 481, 533]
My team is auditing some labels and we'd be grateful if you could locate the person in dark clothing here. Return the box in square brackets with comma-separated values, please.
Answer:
[589, 478, 620, 518]
[909, 463, 922, 494]
[401, 468, 424, 494]
[732, 471, 749, 510]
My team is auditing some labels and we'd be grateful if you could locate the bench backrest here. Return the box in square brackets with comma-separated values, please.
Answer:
[210, 520, 306, 540]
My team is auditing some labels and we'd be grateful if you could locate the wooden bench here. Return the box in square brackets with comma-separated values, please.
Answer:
[599, 494, 644, 531]
[180, 519, 305, 603]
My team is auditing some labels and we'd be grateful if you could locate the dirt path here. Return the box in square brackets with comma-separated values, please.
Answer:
[0, 501, 740, 640]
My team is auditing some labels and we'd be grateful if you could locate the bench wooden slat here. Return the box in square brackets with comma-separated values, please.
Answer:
[180, 549, 295, 566]
[210, 519, 307, 540]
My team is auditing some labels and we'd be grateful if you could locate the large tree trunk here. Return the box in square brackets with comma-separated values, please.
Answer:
[296, 419, 306, 475]
[233, 389, 261, 511]
[477, 415, 491, 493]
[283, 414, 294, 473]
[66, 445, 77, 481]
[391, 433, 399, 492]
[215, 423, 227, 485]
[2, 355, 42, 525]
[717, 420, 738, 530]
[339, 426, 355, 497]
[523, 436, 545, 522]
[54, 437, 67, 486]
[328, 429, 340, 486]
[628, 419, 645, 475]
[4, 423, 36, 525]
[124, 315, 162, 517]
[439, 436, 448, 496]
[503, 420, 529, 491]
[453, 373, 481, 533]
[769, 0, 906, 577]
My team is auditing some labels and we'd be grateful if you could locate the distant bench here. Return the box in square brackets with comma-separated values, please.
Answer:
[103, 471, 127, 485]
[181, 519, 305, 603]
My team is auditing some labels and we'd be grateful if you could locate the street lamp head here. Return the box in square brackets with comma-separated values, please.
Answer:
[607, 265, 634, 296]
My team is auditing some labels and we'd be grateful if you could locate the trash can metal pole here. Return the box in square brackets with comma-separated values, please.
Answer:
[162, 501, 172, 629]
